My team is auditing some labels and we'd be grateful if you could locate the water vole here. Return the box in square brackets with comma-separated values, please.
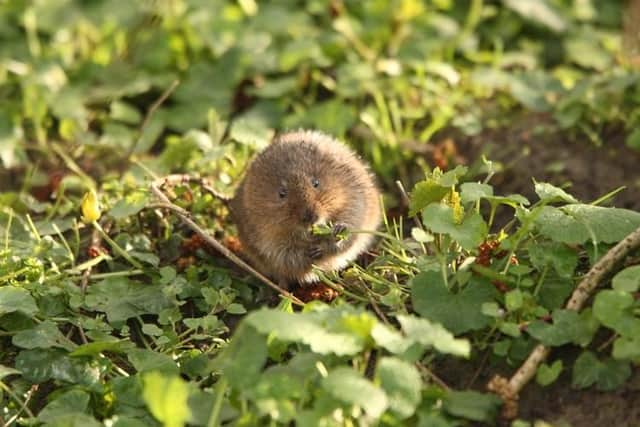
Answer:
[229, 130, 381, 287]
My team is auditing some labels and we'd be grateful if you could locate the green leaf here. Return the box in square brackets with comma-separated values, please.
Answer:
[536, 360, 563, 386]
[572, 351, 631, 391]
[38, 389, 91, 423]
[70, 340, 131, 357]
[215, 323, 268, 390]
[371, 322, 412, 354]
[0, 287, 39, 317]
[535, 205, 640, 245]
[534, 182, 579, 204]
[503, 0, 566, 32]
[110, 100, 142, 124]
[12, 320, 74, 351]
[443, 390, 501, 423]
[527, 309, 599, 347]
[0, 364, 21, 380]
[593, 290, 640, 337]
[412, 271, 496, 334]
[15, 349, 100, 385]
[84, 278, 172, 323]
[411, 227, 434, 243]
[505, 289, 524, 311]
[612, 266, 640, 292]
[108, 191, 149, 219]
[409, 166, 468, 216]
[128, 348, 179, 375]
[143, 372, 191, 427]
[398, 314, 470, 357]
[322, 367, 388, 419]
[230, 115, 273, 149]
[612, 336, 640, 360]
[626, 128, 640, 150]
[409, 182, 450, 216]
[565, 35, 612, 70]
[422, 204, 487, 250]
[245, 308, 369, 356]
[377, 357, 422, 419]
[528, 242, 578, 279]
[460, 182, 493, 204]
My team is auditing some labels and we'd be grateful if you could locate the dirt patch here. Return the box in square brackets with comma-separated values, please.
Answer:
[518, 369, 640, 427]
[454, 117, 640, 211]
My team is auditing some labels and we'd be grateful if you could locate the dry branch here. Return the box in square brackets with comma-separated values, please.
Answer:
[488, 225, 640, 419]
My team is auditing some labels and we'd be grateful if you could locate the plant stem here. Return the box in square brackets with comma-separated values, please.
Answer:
[207, 377, 229, 427]
[92, 221, 144, 270]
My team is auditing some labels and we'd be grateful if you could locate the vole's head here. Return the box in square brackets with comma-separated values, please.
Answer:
[242, 135, 353, 233]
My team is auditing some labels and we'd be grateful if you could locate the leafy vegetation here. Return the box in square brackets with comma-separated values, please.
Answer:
[1, 0, 640, 426]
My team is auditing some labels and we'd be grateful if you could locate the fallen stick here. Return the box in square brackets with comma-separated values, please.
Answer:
[488, 225, 640, 419]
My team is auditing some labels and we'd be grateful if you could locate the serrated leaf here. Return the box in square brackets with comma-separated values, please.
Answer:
[377, 357, 422, 419]
[412, 271, 496, 334]
[84, 278, 172, 323]
[15, 349, 100, 385]
[408, 166, 468, 216]
[422, 204, 487, 250]
[528, 242, 578, 279]
[398, 314, 470, 357]
[460, 182, 493, 204]
[38, 389, 91, 423]
[128, 348, 179, 375]
[143, 372, 191, 427]
[527, 309, 599, 347]
[535, 205, 640, 245]
[12, 320, 74, 351]
[245, 308, 368, 356]
[572, 351, 631, 391]
[371, 322, 412, 354]
[534, 182, 579, 203]
[0, 287, 39, 317]
[322, 367, 388, 419]
[409, 181, 450, 216]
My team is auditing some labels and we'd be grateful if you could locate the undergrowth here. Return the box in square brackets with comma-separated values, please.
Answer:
[1, 1, 640, 426]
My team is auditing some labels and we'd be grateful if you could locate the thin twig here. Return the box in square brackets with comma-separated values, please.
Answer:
[151, 174, 231, 202]
[125, 79, 180, 160]
[488, 225, 640, 419]
[150, 178, 304, 306]
[368, 296, 390, 325]
[415, 362, 451, 391]
[81, 227, 102, 294]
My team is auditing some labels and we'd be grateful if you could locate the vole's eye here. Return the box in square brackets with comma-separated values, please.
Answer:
[311, 178, 320, 188]
[278, 188, 287, 199]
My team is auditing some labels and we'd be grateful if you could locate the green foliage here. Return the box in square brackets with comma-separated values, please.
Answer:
[1, 0, 640, 425]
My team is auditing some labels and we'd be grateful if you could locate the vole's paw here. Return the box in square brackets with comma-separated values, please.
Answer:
[308, 246, 324, 260]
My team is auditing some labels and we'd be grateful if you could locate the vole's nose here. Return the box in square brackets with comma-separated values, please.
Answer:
[302, 208, 318, 224]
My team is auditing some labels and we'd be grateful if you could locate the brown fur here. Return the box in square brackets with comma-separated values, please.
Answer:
[229, 130, 381, 286]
